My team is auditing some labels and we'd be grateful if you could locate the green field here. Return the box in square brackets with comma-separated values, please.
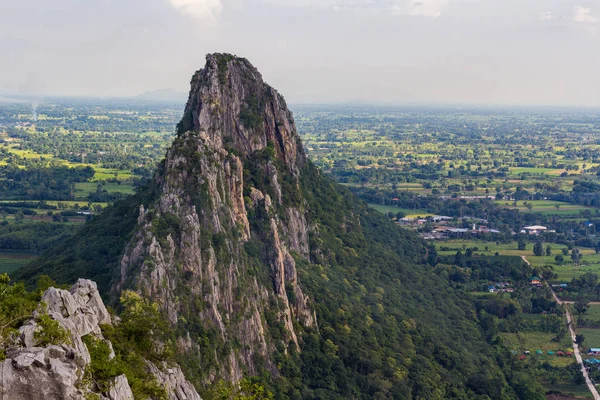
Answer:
[0, 252, 38, 274]
[74, 182, 135, 198]
[42, 200, 110, 208]
[499, 331, 574, 367]
[495, 200, 600, 216]
[367, 203, 432, 217]
[569, 304, 600, 323]
[508, 167, 566, 176]
[436, 239, 600, 282]
[91, 168, 134, 181]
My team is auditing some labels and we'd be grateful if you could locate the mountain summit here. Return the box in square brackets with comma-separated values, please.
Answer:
[177, 54, 305, 173]
[18, 54, 539, 398]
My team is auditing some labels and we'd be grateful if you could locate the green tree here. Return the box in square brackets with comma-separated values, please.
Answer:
[574, 297, 590, 319]
[571, 249, 582, 266]
[116, 290, 171, 361]
[207, 379, 273, 400]
[533, 241, 543, 257]
[545, 245, 552, 256]
[34, 312, 71, 346]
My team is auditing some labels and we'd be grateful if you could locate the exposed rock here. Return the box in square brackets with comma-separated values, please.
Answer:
[179, 54, 305, 174]
[1, 346, 84, 400]
[0, 280, 201, 400]
[107, 375, 134, 400]
[147, 362, 202, 400]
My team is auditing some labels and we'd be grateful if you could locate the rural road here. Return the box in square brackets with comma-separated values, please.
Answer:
[550, 287, 600, 400]
[521, 255, 600, 398]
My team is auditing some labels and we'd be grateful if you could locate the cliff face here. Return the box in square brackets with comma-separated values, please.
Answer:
[114, 54, 315, 382]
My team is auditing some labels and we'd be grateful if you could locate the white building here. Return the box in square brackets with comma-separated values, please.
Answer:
[521, 225, 548, 235]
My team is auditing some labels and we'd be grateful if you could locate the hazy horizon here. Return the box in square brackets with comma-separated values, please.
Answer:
[2, 0, 599, 107]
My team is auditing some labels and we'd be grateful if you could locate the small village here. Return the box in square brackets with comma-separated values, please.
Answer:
[396, 214, 555, 241]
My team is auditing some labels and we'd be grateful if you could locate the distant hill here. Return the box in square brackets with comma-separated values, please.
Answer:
[134, 88, 187, 103]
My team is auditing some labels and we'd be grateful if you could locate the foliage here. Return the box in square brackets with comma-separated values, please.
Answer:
[34, 311, 71, 346]
[206, 379, 273, 400]
[0, 273, 39, 345]
[98, 291, 170, 399]
[111, 291, 172, 361]
[240, 93, 263, 130]
[0, 165, 94, 201]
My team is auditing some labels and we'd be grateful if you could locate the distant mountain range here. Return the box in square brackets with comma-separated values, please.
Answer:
[134, 88, 187, 103]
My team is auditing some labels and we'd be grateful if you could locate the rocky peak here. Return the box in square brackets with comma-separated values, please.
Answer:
[113, 54, 316, 384]
[177, 53, 305, 174]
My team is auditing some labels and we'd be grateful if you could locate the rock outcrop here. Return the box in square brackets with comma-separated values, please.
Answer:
[114, 53, 316, 382]
[0, 279, 200, 400]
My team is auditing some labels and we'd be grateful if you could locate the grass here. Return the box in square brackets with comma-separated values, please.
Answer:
[577, 329, 600, 352]
[499, 331, 575, 367]
[91, 168, 133, 181]
[508, 167, 567, 176]
[0, 251, 38, 274]
[74, 182, 135, 198]
[495, 200, 600, 216]
[367, 203, 431, 217]
[568, 304, 600, 323]
[42, 200, 109, 208]
[501, 329, 590, 398]
[545, 383, 593, 398]
[436, 239, 600, 282]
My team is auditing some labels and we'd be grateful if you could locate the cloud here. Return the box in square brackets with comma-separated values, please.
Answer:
[259, 0, 449, 18]
[168, 0, 223, 20]
[402, 0, 449, 18]
[539, 11, 555, 21]
[573, 6, 597, 23]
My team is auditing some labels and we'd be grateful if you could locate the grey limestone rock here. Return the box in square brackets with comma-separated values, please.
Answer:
[1, 280, 200, 400]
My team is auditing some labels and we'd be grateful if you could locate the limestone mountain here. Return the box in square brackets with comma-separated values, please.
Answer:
[16, 54, 542, 399]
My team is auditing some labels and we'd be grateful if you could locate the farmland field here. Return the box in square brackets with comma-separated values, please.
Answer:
[0, 252, 38, 274]
[436, 239, 600, 282]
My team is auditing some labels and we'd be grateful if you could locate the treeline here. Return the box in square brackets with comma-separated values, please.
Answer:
[0, 222, 74, 252]
[0, 165, 94, 200]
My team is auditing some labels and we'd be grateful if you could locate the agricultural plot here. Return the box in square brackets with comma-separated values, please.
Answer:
[499, 331, 574, 368]
[436, 239, 600, 283]
[0, 252, 38, 274]
[366, 203, 431, 218]
[508, 167, 567, 176]
[495, 200, 600, 217]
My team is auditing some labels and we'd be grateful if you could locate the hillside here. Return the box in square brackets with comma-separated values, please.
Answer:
[14, 54, 542, 399]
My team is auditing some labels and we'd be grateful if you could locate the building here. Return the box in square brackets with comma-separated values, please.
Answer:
[530, 277, 542, 286]
[521, 225, 548, 235]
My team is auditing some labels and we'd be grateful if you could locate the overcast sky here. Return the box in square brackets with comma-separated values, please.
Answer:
[1, 0, 599, 106]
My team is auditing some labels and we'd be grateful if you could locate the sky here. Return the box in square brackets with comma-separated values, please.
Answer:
[1, 0, 599, 107]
